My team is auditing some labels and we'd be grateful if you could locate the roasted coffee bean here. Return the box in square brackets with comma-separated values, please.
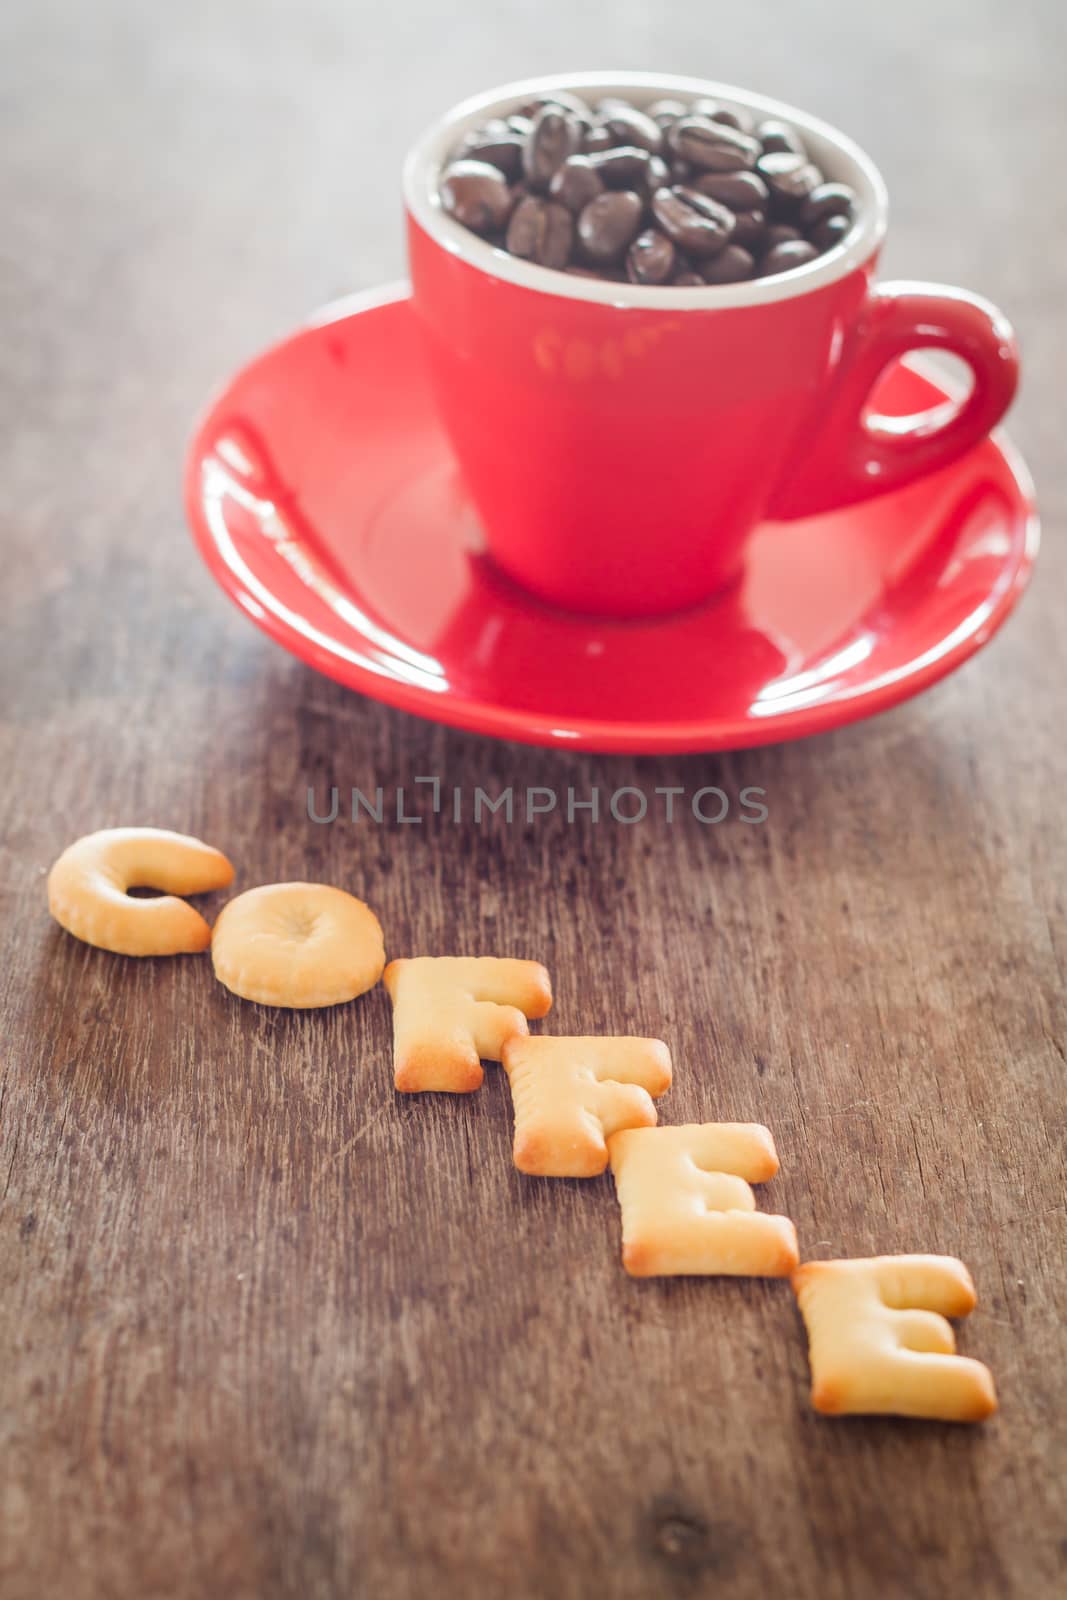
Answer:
[651, 185, 735, 258]
[577, 190, 645, 264]
[459, 120, 525, 181]
[759, 238, 820, 276]
[672, 270, 706, 285]
[548, 155, 605, 213]
[668, 115, 760, 172]
[581, 153, 663, 197]
[626, 227, 676, 284]
[762, 223, 802, 250]
[730, 209, 767, 250]
[701, 244, 756, 283]
[599, 101, 664, 154]
[645, 155, 672, 193]
[581, 124, 614, 154]
[507, 114, 534, 136]
[523, 105, 583, 189]
[590, 144, 653, 189]
[757, 119, 805, 155]
[700, 246, 756, 285]
[801, 181, 856, 226]
[691, 170, 769, 210]
[810, 212, 852, 250]
[648, 97, 688, 127]
[506, 193, 575, 268]
[518, 90, 591, 124]
[693, 98, 754, 133]
[757, 151, 824, 211]
[714, 108, 754, 133]
[440, 160, 514, 235]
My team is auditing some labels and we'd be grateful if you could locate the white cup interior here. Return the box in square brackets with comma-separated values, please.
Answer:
[404, 71, 889, 308]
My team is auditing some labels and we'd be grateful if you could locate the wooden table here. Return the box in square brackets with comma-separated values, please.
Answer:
[2, 3, 1064, 1596]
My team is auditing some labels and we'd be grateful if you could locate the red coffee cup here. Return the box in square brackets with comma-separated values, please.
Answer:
[404, 73, 1019, 619]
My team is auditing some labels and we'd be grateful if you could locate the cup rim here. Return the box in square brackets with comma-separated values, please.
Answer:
[403, 71, 889, 309]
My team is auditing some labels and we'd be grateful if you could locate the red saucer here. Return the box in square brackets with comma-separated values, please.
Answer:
[185, 284, 1038, 753]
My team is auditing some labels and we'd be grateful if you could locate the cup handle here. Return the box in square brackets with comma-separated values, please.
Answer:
[768, 280, 1019, 520]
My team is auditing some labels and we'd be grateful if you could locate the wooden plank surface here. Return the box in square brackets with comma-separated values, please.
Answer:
[1, 2, 1064, 1596]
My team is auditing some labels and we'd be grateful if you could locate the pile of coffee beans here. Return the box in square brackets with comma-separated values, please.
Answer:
[437, 89, 858, 286]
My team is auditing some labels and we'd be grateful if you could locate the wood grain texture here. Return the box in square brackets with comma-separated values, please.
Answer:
[1, 1, 1064, 1596]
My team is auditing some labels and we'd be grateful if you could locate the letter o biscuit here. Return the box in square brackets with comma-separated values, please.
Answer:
[211, 882, 385, 1008]
[47, 827, 235, 956]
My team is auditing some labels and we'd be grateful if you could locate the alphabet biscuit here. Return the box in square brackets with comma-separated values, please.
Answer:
[792, 1254, 997, 1421]
[212, 882, 385, 1008]
[503, 1035, 672, 1177]
[383, 956, 552, 1092]
[47, 827, 235, 956]
[608, 1123, 799, 1276]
